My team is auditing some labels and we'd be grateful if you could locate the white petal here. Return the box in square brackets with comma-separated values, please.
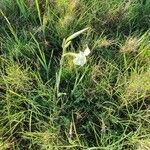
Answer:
[84, 45, 90, 56]
[73, 54, 86, 66]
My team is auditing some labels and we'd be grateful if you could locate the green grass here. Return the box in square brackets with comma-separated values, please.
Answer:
[0, 0, 150, 149]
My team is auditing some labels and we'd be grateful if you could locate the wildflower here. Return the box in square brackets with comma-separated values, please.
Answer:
[73, 45, 90, 66]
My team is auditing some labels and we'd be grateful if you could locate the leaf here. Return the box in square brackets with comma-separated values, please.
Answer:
[66, 27, 89, 43]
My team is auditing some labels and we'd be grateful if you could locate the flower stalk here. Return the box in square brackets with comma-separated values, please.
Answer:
[56, 27, 90, 98]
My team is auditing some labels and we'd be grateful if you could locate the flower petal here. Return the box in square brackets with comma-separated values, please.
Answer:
[73, 54, 86, 66]
[84, 45, 90, 56]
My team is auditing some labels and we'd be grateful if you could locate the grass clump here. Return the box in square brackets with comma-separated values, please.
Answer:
[124, 70, 150, 104]
[0, 0, 150, 149]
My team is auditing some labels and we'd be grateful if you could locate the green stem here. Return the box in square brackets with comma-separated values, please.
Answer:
[56, 40, 67, 97]
[63, 52, 77, 57]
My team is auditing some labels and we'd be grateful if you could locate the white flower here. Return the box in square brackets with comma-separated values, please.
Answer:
[73, 45, 90, 66]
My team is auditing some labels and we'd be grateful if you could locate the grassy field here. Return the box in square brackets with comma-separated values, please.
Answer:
[0, 0, 150, 149]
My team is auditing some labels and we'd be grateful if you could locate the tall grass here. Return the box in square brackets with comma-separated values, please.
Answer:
[0, 0, 150, 149]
